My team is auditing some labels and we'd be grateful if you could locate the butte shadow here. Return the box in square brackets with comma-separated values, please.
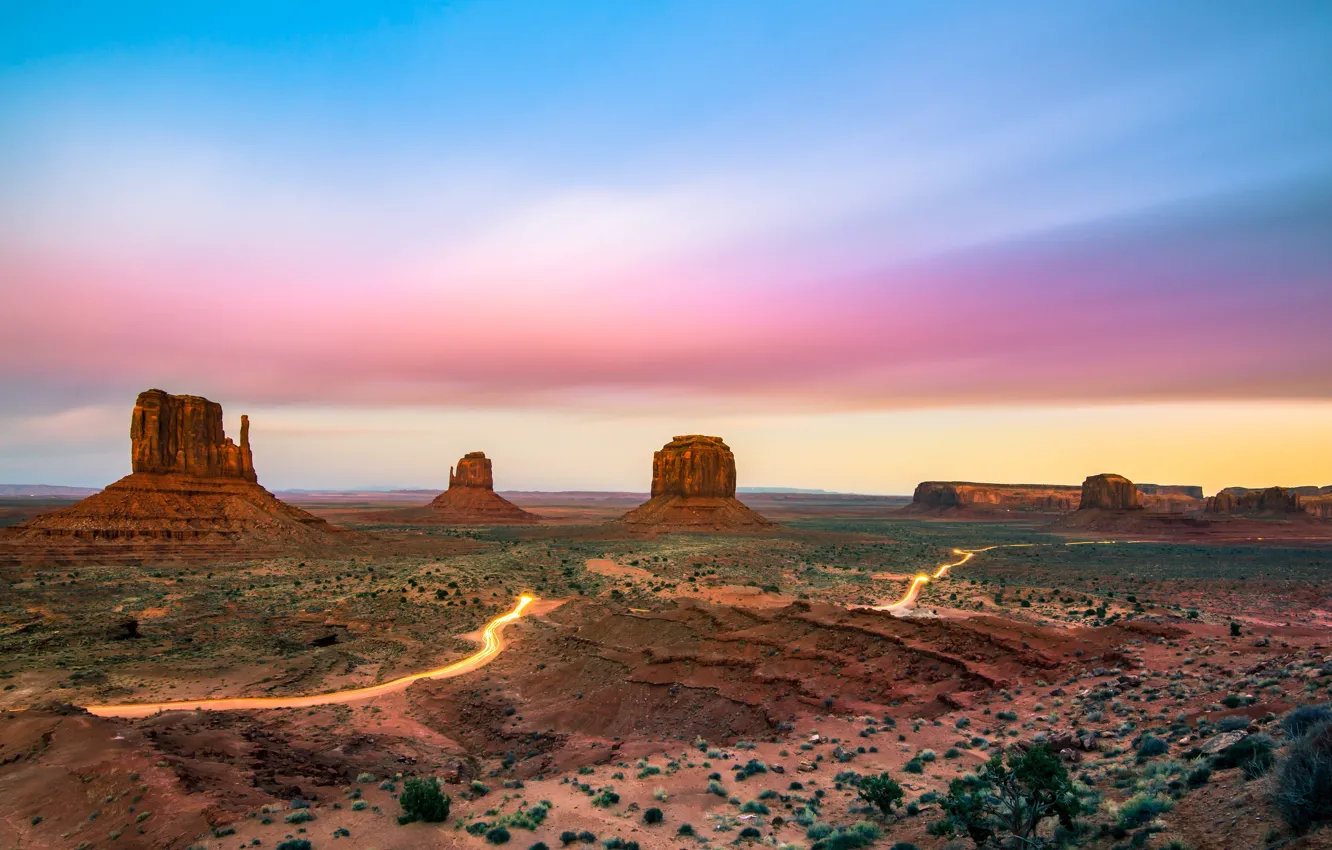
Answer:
[0, 389, 356, 565]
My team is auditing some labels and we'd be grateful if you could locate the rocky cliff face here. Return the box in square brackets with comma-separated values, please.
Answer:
[448, 451, 495, 490]
[1078, 474, 1142, 511]
[650, 435, 737, 498]
[131, 389, 255, 481]
[619, 435, 770, 531]
[909, 481, 1081, 512]
[1207, 486, 1304, 514]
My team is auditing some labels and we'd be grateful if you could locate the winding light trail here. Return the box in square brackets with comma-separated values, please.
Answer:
[875, 541, 1139, 612]
[85, 595, 536, 719]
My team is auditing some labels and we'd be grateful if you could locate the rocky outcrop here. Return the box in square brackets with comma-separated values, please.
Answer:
[1078, 474, 1142, 511]
[1206, 486, 1304, 515]
[906, 482, 1081, 513]
[424, 452, 539, 525]
[650, 435, 736, 498]
[1, 390, 349, 563]
[618, 436, 772, 531]
[131, 389, 255, 480]
[448, 451, 494, 490]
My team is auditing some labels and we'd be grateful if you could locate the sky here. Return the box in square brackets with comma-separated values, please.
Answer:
[2, 1, 1331, 493]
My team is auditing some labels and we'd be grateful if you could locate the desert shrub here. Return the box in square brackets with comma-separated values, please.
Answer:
[706, 780, 726, 796]
[577, 831, 596, 843]
[559, 831, 579, 845]
[935, 745, 1081, 846]
[1212, 734, 1275, 779]
[1273, 721, 1332, 833]
[1282, 704, 1332, 740]
[486, 826, 511, 844]
[276, 841, 312, 850]
[590, 788, 620, 808]
[739, 827, 761, 839]
[891, 844, 920, 850]
[1217, 716, 1251, 733]
[471, 780, 491, 796]
[1221, 694, 1244, 709]
[740, 800, 769, 815]
[903, 759, 924, 774]
[643, 807, 663, 824]
[531, 844, 550, 850]
[945, 747, 962, 759]
[1137, 736, 1169, 759]
[284, 810, 315, 824]
[399, 777, 451, 824]
[1117, 793, 1173, 829]
[676, 823, 694, 836]
[1186, 764, 1212, 787]
[857, 772, 903, 817]
[356, 772, 375, 783]
[806, 823, 834, 840]
[919, 749, 937, 762]
[810, 821, 879, 850]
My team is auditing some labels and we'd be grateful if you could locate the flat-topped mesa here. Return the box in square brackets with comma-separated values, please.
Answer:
[651, 435, 737, 498]
[448, 451, 494, 490]
[618, 435, 771, 531]
[908, 481, 1081, 513]
[1207, 486, 1304, 515]
[1078, 473, 1143, 511]
[1137, 484, 1205, 500]
[131, 389, 255, 481]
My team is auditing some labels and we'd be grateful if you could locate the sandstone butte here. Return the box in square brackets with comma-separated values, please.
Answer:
[1078, 473, 1144, 511]
[420, 451, 540, 525]
[0, 389, 345, 563]
[617, 435, 773, 531]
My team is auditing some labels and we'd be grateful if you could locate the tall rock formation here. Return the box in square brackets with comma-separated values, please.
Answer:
[422, 452, 539, 525]
[449, 451, 495, 490]
[617, 436, 772, 531]
[1, 389, 346, 563]
[1078, 474, 1143, 511]
[130, 389, 256, 480]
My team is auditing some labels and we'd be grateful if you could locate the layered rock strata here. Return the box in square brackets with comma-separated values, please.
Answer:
[618, 436, 772, 530]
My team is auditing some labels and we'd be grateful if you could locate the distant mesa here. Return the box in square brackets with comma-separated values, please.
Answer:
[901, 478, 1207, 516]
[904, 481, 1081, 514]
[1, 389, 348, 563]
[1078, 473, 1143, 511]
[1207, 486, 1304, 515]
[1136, 483, 1204, 500]
[616, 435, 773, 531]
[420, 452, 540, 525]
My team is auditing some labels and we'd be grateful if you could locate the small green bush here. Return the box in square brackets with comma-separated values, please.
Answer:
[643, 807, 663, 824]
[399, 777, 451, 824]
[284, 810, 315, 824]
[276, 841, 312, 850]
[486, 825, 511, 844]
